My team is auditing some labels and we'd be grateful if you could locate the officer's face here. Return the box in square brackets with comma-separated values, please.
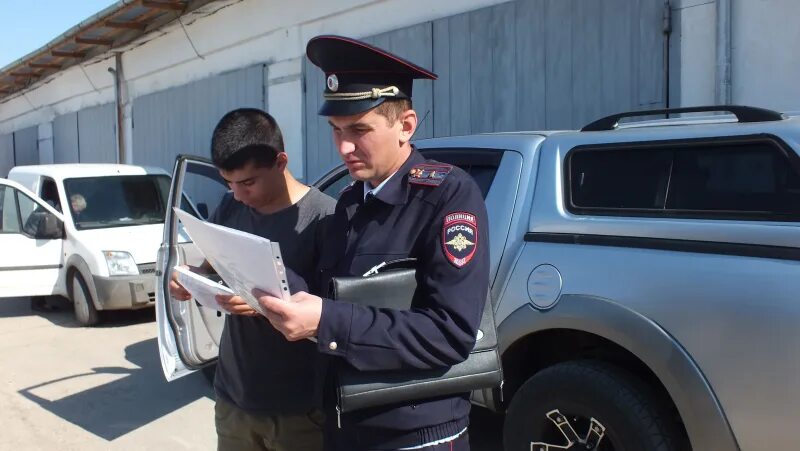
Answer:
[328, 108, 416, 186]
[219, 158, 286, 209]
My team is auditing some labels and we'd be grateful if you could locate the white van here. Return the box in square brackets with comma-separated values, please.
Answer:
[1, 164, 172, 325]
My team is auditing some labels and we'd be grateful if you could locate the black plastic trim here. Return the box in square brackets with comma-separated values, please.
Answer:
[525, 232, 800, 261]
[420, 148, 504, 167]
[581, 104, 784, 131]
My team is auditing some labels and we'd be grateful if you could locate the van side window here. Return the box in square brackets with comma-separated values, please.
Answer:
[0, 186, 21, 233]
[39, 178, 62, 212]
[567, 136, 800, 221]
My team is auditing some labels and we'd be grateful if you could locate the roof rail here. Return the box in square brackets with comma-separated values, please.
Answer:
[580, 105, 785, 132]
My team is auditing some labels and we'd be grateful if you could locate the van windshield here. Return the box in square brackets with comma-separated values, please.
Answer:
[63, 175, 170, 230]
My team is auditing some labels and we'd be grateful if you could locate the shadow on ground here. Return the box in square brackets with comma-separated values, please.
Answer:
[0, 296, 64, 320]
[18, 337, 213, 441]
[5, 297, 505, 447]
[0, 296, 155, 328]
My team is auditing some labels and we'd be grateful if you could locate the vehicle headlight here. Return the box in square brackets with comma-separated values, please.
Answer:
[104, 251, 139, 276]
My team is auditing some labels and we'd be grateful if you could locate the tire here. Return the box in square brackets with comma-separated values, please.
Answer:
[503, 361, 683, 451]
[71, 271, 100, 326]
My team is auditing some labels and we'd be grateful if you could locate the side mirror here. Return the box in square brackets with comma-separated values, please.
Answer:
[34, 212, 64, 240]
[196, 203, 209, 219]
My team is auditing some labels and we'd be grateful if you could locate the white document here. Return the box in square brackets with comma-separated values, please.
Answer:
[173, 266, 233, 314]
[173, 208, 291, 316]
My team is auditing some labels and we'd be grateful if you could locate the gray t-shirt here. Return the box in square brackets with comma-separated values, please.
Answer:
[208, 187, 335, 415]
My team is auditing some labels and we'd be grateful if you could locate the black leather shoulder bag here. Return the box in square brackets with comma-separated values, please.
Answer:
[329, 259, 503, 413]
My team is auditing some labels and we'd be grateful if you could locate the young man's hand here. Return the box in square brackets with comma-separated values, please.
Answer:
[256, 290, 322, 341]
[169, 265, 192, 301]
[214, 294, 260, 316]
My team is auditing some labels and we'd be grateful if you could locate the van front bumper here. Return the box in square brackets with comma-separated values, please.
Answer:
[92, 273, 156, 310]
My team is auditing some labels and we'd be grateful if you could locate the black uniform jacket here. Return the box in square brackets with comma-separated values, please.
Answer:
[315, 148, 490, 448]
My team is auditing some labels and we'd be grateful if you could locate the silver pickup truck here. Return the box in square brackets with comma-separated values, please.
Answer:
[157, 106, 799, 451]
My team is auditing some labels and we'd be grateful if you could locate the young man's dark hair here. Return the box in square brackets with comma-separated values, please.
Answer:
[211, 108, 284, 170]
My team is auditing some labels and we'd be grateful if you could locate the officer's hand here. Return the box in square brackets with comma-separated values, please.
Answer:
[214, 294, 259, 316]
[169, 265, 192, 301]
[256, 290, 321, 341]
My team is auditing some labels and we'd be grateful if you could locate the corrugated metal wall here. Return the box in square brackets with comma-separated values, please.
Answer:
[13, 126, 38, 167]
[53, 112, 79, 163]
[364, 24, 435, 140]
[0, 133, 13, 177]
[303, 0, 666, 182]
[132, 64, 265, 172]
[77, 103, 116, 163]
[303, 61, 338, 183]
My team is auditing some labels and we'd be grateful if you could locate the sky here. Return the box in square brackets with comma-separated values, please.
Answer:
[0, 1, 117, 69]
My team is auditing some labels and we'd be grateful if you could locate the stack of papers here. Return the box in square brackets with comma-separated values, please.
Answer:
[173, 266, 233, 314]
[173, 208, 291, 316]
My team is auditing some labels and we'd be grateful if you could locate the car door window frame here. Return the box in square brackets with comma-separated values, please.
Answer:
[0, 184, 62, 239]
[39, 177, 62, 213]
[160, 155, 229, 371]
[0, 185, 22, 234]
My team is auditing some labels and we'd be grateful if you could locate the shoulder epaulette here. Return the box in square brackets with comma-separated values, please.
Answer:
[408, 163, 453, 187]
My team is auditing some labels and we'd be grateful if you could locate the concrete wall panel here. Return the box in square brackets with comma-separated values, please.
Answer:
[53, 112, 79, 163]
[12, 127, 38, 167]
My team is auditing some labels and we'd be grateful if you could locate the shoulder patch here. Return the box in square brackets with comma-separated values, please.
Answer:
[442, 212, 478, 268]
[408, 164, 452, 187]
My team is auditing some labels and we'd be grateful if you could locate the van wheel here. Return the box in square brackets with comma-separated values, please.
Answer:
[71, 272, 100, 326]
[504, 361, 683, 451]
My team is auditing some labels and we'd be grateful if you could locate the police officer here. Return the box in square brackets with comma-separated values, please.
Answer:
[257, 35, 489, 451]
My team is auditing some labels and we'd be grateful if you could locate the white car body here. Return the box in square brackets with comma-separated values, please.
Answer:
[1, 164, 171, 324]
[0, 178, 65, 297]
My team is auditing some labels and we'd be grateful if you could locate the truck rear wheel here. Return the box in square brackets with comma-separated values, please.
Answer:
[503, 361, 683, 451]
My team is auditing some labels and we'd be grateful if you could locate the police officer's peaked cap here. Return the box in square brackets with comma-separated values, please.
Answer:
[306, 35, 437, 116]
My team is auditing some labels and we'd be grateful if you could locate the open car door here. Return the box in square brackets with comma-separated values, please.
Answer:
[0, 178, 65, 298]
[156, 156, 230, 381]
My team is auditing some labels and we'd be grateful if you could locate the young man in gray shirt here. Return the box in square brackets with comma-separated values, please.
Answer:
[170, 108, 335, 451]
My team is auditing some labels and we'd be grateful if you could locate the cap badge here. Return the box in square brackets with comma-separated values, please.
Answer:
[327, 74, 339, 92]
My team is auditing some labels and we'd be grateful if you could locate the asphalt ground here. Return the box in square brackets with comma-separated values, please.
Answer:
[0, 296, 503, 450]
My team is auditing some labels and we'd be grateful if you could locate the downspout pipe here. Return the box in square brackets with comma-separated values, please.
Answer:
[716, 0, 732, 104]
[108, 53, 124, 164]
